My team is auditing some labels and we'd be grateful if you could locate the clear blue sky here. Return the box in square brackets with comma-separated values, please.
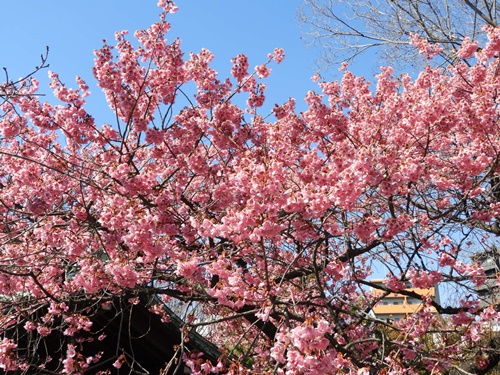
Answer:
[1, 1, 352, 119]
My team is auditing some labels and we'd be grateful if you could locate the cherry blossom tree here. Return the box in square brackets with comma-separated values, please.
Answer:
[2, 1, 500, 374]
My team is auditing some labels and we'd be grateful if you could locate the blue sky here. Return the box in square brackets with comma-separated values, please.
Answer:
[1, 1, 350, 119]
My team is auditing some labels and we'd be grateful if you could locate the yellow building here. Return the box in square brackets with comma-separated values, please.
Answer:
[371, 279, 440, 321]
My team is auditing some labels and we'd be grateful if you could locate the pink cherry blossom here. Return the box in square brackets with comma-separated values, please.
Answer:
[410, 34, 443, 58]
[1, 2, 500, 374]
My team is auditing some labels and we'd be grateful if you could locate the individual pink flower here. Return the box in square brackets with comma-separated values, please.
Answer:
[255, 64, 271, 78]
[23, 321, 36, 331]
[231, 54, 249, 82]
[113, 355, 125, 369]
[176, 257, 200, 278]
[66, 344, 76, 359]
[37, 325, 52, 337]
[268, 48, 285, 64]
